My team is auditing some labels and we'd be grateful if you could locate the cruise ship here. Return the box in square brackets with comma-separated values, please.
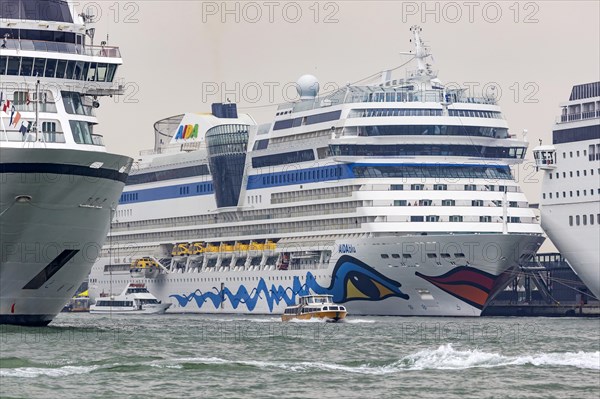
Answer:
[0, 0, 132, 325]
[89, 27, 544, 316]
[533, 82, 600, 300]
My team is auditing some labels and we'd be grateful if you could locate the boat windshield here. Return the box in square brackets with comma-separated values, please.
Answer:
[127, 288, 149, 293]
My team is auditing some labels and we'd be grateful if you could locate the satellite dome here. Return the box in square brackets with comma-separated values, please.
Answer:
[296, 74, 320, 100]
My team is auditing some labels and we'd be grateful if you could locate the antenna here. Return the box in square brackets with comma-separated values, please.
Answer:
[85, 27, 95, 47]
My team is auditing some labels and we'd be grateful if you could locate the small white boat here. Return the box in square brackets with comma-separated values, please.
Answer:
[90, 283, 171, 314]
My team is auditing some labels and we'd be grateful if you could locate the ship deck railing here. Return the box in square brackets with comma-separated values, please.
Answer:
[0, 130, 66, 143]
[0, 102, 58, 113]
[558, 110, 600, 123]
[278, 86, 497, 113]
[2, 39, 121, 59]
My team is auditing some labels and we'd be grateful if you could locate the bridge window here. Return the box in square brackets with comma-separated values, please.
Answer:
[6, 56, 20, 75]
[70, 120, 94, 144]
[33, 58, 46, 77]
[0, 56, 118, 82]
[19, 57, 33, 76]
[97, 63, 108, 82]
[45, 59, 57, 77]
[56, 59, 67, 78]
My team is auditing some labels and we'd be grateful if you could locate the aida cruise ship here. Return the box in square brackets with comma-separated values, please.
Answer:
[534, 82, 600, 300]
[89, 27, 544, 316]
[0, 0, 132, 325]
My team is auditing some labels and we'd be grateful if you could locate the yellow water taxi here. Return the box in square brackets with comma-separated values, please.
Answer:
[281, 294, 347, 322]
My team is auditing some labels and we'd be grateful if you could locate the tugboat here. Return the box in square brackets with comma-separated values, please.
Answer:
[90, 283, 171, 314]
[282, 294, 347, 322]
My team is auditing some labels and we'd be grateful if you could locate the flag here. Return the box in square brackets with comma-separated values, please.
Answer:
[26, 92, 31, 105]
[11, 109, 21, 127]
[8, 105, 21, 127]
[19, 123, 27, 135]
[1, 99, 9, 113]
[13, 112, 21, 127]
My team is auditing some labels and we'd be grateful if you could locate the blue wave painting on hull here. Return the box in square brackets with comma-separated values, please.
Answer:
[169, 255, 409, 311]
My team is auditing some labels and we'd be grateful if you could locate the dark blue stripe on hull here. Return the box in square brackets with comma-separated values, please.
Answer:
[23, 250, 80, 290]
[0, 314, 54, 326]
[0, 163, 128, 183]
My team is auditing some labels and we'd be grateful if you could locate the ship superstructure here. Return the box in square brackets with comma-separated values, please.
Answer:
[0, 0, 132, 325]
[534, 82, 600, 300]
[89, 27, 543, 316]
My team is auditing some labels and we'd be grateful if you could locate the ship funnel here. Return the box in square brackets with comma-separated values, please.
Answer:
[205, 112, 249, 208]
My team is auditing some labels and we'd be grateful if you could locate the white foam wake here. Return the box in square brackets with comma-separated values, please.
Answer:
[342, 319, 376, 324]
[4, 345, 597, 378]
[0, 365, 99, 378]
[156, 345, 600, 375]
[402, 344, 600, 371]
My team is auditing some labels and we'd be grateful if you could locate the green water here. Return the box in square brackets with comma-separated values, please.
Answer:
[1, 314, 599, 398]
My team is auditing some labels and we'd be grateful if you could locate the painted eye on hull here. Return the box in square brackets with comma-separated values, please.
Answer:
[328, 256, 410, 302]
[346, 271, 396, 300]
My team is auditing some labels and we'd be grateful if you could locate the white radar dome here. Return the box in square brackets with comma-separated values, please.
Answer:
[296, 74, 320, 100]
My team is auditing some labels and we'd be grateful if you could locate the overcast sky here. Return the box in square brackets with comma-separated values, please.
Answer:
[88, 0, 599, 250]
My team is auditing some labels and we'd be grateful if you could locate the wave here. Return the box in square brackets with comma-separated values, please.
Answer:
[3, 345, 597, 378]
[342, 319, 376, 324]
[147, 346, 600, 375]
[401, 344, 600, 371]
[0, 365, 99, 378]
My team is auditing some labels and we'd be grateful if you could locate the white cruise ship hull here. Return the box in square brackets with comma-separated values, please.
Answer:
[542, 205, 600, 299]
[90, 233, 543, 317]
[0, 148, 131, 325]
[534, 82, 600, 300]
